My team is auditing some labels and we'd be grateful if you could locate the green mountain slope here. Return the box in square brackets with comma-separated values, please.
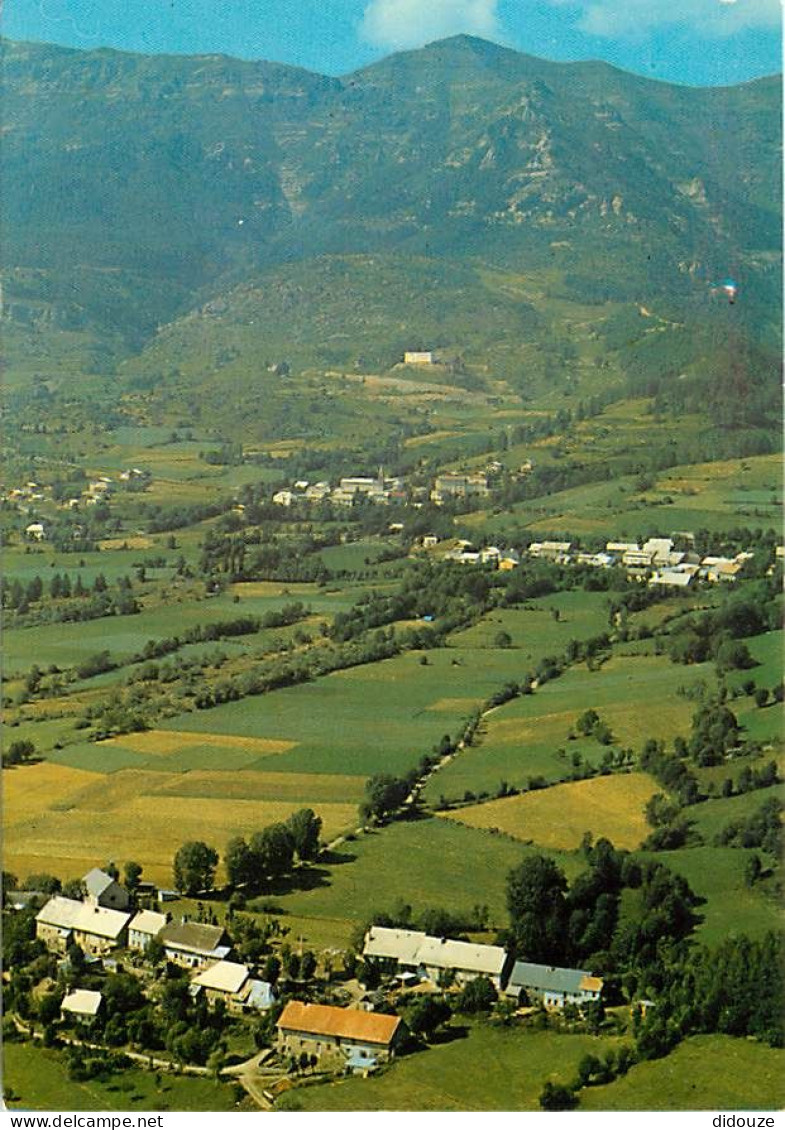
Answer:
[2, 34, 780, 352]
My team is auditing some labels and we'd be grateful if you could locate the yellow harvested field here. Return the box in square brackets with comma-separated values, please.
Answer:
[101, 730, 296, 756]
[4, 768, 357, 885]
[3, 762, 100, 822]
[154, 769, 366, 804]
[231, 581, 315, 599]
[98, 536, 154, 550]
[441, 772, 660, 851]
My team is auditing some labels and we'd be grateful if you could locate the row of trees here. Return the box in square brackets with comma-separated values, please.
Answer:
[172, 809, 323, 895]
[131, 603, 309, 663]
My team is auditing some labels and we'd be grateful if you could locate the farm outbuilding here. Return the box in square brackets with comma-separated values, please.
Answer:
[160, 920, 231, 968]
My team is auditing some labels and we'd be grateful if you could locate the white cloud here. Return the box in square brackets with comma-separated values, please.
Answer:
[548, 0, 781, 39]
[360, 0, 503, 51]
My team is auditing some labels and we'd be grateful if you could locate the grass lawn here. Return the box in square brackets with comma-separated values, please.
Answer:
[274, 816, 580, 934]
[441, 771, 660, 851]
[281, 1023, 623, 1111]
[580, 1034, 785, 1111]
[3, 1041, 248, 1112]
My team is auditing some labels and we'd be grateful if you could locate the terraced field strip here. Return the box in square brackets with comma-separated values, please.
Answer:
[441, 771, 660, 851]
[102, 729, 297, 756]
[153, 769, 366, 803]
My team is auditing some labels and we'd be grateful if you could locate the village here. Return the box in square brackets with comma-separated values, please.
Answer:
[5, 862, 610, 1104]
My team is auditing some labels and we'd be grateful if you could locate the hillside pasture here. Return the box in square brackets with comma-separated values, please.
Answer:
[441, 772, 659, 851]
[687, 784, 782, 846]
[637, 846, 782, 945]
[282, 1024, 623, 1111]
[448, 590, 611, 655]
[3, 1041, 247, 1112]
[579, 1034, 785, 1111]
[476, 450, 783, 540]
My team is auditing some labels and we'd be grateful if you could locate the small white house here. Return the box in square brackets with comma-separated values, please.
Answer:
[61, 989, 103, 1025]
[128, 909, 167, 951]
[25, 523, 46, 541]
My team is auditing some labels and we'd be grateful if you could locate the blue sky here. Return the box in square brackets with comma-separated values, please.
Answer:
[2, 0, 781, 86]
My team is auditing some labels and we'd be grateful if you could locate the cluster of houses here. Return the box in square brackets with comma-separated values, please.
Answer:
[362, 926, 603, 1010]
[10, 469, 153, 537]
[273, 926, 604, 1073]
[273, 470, 408, 509]
[32, 869, 276, 1024]
[527, 537, 756, 587]
[17, 870, 608, 1078]
[440, 535, 765, 586]
[271, 469, 494, 510]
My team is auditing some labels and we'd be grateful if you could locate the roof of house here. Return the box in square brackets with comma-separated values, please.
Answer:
[192, 960, 249, 995]
[507, 961, 603, 996]
[128, 910, 167, 936]
[83, 868, 120, 898]
[650, 570, 694, 587]
[36, 897, 130, 940]
[160, 920, 228, 955]
[363, 926, 427, 965]
[363, 927, 506, 976]
[415, 936, 507, 976]
[61, 989, 103, 1016]
[277, 1001, 402, 1046]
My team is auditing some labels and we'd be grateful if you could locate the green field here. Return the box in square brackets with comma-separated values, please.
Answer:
[159, 644, 530, 779]
[3, 1041, 248, 1112]
[2, 583, 340, 673]
[425, 649, 713, 803]
[638, 845, 782, 945]
[273, 816, 579, 934]
[449, 589, 611, 654]
[688, 784, 782, 844]
[580, 1034, 785, 1111]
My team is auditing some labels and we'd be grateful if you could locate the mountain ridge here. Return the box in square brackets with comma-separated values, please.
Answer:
[1, 34, 781, 370]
